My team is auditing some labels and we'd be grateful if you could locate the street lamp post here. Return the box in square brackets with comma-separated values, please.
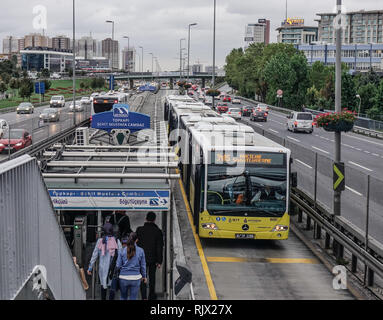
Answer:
[106, 20, 115, 71]
[187, 23, 197, 82]
[212, 0, 217, 110]
[179, 38, 185, 80]
[139, 46, 143, 81]
[73, 0, 76, 126]
[149, 52, 153, 80]
[356, 94, 361, 117]
[123, 36, 130, 73]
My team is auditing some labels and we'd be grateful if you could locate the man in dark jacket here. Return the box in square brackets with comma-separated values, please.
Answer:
[136, 211, 164, 300]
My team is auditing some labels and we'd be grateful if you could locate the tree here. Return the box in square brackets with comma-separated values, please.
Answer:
[341, 71, 357, 111]
[306, 86, 320, 107]
[308, 61, 332, 91]
[41, 68, 50, 78]
[1, 73, 11, 85]
[368, 80, 383, 120]
[19, 78, 33, 101]
[68, 68, 73, 77]
[0, 81, 7, 95]
[9, 78, 20, 97]
[357, 83, 377, 115]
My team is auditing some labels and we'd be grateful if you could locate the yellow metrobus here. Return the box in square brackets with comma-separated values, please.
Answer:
[182, 120, 293, 240]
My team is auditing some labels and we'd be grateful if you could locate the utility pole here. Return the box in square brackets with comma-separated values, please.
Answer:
[187, 23, 197, 82]
[334, 0, 342, 216]
[72, 0, 76, 126]
[106, 20, 115, 71]
[123, 36, 130, 72]
[212, 0, 216, 110]
[179, 38, 185, 80]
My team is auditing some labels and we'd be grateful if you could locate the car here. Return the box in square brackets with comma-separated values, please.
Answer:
[192, 84, 198, 91]
[0, 119, 9, 138]
[286, 112, 314, 133]
[90, 92, 99, 98]
[0, 129, 32, 153]
[223, 95, 231, 103]
[80, 97, 91, 104]
[217, 103, 229, 113]
[16, 102, 34, 114]
[50, 95, 65, 108]
[40, 108, 60, 122]
[232, 97, 241, 104]
[226, 107, 242, 120]
[205, 96, 213, 106]
[256, 103, 270, 112]
[69, 101, 84, 112]
[242, 106, 255, 117]
[50, 73, 61, 79]
[187, 90, 194, 96]
[250, 110, 268, 122]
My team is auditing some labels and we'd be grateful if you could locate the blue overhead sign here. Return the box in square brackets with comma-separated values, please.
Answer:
[139, 84, 157, 92]
[35, 82, 45, 94]
[91, 103, 150, 133]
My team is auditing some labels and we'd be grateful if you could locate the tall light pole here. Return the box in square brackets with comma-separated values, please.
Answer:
[179, 38, 185, 80]
[139, 46, 143, 81]
[187, 23, 197, 82]
[212, 0, 217, 110]
[123, 36, 130, 73]
[72, 0, 76, 125]
[148, 52, 153, 80]
[106, 20, 115, 71]
[356, 94, 361, 117]
[334, 0, 342, 217]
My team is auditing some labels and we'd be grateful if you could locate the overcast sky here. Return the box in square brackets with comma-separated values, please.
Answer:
[1, 0, 381, 71]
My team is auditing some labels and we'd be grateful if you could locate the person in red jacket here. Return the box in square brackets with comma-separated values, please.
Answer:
[136, 212, 164, 300]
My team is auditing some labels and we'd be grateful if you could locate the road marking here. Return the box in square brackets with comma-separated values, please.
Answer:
[206, 257, 319, 264]
[287, 136, 300, 142]
[372, 153, 379, 157]
[312, 146, 329, 154]
[364, 151, 371, 154]
[269, 129, 279, 133]
[254, 123, 263, 127]
[342, 143, 353, 148]
[272, 113, 287, 119]
[345, 134, 383, 147]
[270, 119, 283, 125]
[178, 177, 217, 300]
[345, 186, 363, 197]
[355, 148, 362, 151]
[348, 161, 373, 172]
[295, 159, 312, 169]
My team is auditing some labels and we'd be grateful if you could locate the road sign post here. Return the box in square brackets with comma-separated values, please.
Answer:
[333, 162, 345, 192]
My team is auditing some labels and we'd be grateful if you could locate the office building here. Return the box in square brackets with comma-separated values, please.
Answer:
[244, 19, 270, 48]
[316, 10, 383, 44]
[52, 36, 70, 50]
[277, 18, 318, 44]
[297, 43, 383, 73]
[23, 33, 50, 48]
[121, 47, 136, 72]
[21, 47, 73, 72]
[192, 64, 203, 74]
[102, 38, 119, 70]
[3, 36, 19, 55]
[77, 36, 97, 60]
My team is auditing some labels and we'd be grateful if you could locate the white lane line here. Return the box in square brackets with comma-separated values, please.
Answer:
[287, 136, 301, 142]
[295, 159, 312, 169]
[364, 151, 371, 154]
[348, 161, 373, 172]
[346, 186, 363, 197]
[272, 113, 286, 119]
[342, 143, 353, 148]
[312, 146, 330, 154]
[270, 119, 283, 125]
[269, 129, 279, 133]
[345, 134, 383, 147]
[355, 148, 362, 151]
[372, 153, 379, 157]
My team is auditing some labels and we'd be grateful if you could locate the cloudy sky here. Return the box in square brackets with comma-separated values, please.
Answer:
[1, 0, 381, 71]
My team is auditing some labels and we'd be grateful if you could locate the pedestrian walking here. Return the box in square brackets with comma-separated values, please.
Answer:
[108, 214, 134, 300]
[87, 222, 121, 300]
[136, 211, 164, 300]
[116, 232, 147, 300]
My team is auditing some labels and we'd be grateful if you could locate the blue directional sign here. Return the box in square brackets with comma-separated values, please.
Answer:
[139, 84, 156, 92]
[91, 103, 150, 133]
[35, 82, 45, 94]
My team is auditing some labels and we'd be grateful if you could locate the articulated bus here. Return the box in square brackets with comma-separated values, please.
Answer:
[91, 91, 129, 116]
[186, 122, 293, 240]
[164, 95, 195, 121]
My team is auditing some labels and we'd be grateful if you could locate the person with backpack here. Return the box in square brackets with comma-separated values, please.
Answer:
[136, 211, 164, 300]
[116, 232, 147, 300]
[87, 222, 121, 300]
[108, 214, 134, 300]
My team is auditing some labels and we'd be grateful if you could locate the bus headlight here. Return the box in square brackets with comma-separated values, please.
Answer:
[202, 223, 218, 230]
[272, 225, 288, 232]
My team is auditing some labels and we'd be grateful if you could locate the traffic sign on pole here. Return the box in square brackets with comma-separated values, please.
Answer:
[333, 162, 345, 192]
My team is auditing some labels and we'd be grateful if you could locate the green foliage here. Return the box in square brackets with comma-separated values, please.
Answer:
[43, 79, 52, 91]
[368, 79, 383, 120]
[41, 68, 50, 78]
[357, 83, 377, 115]
[341, 72, 357, 111]
[0, 81, 7, 94]
[18, 78, 34, 100]
[90, 77, 106, 90]
[306, 86, 320, 106]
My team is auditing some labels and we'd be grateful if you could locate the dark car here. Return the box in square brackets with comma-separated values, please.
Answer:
[16, 102, 34, 114]
[40, 108, 60, 122]
[242, 106, 255, 117]
[217, 103, 229, 113]
[0, 129, 32, 153]
[250, 110, 268, 122]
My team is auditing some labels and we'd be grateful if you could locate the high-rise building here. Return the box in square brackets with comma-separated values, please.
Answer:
[192, 64, 203, 74]
[52, 36, 70, 50]
[18, 38, 25, 51]
[276, 18, 318, 44]
[2, 36, 19, 55]
[121, 47, 136, 72]
[77, 36, 97, 60]
[23, 33, 50, 48]
[244, 19, 270, 49]
[102, 38, 119, 70]
[316, 10, 383, 44]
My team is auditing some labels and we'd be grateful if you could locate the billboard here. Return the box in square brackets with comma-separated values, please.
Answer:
[284, 18, 304, 26]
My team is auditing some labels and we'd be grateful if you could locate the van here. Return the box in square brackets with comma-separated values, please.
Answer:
[286, 112, 314, 133]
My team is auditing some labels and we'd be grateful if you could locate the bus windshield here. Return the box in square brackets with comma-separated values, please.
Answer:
[206, 165, 287, 217]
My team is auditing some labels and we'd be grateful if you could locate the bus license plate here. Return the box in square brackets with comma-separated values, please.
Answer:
[235, 234, 255, 239]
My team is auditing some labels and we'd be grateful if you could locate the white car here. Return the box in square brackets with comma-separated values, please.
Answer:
[69, 101, 84, 112]
[232, 97, 241, 104]
[226, 107, 242, 120]
[286, 112, 314, 133]
[50, 95, 65, 108]
[80, 97, 91, 104]
[0, 119, 9, 138]
[50, 73, 61, 79]
[256, 104, 270, 112]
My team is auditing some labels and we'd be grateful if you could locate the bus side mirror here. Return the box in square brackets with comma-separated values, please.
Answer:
[291, 172, 298, 188]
